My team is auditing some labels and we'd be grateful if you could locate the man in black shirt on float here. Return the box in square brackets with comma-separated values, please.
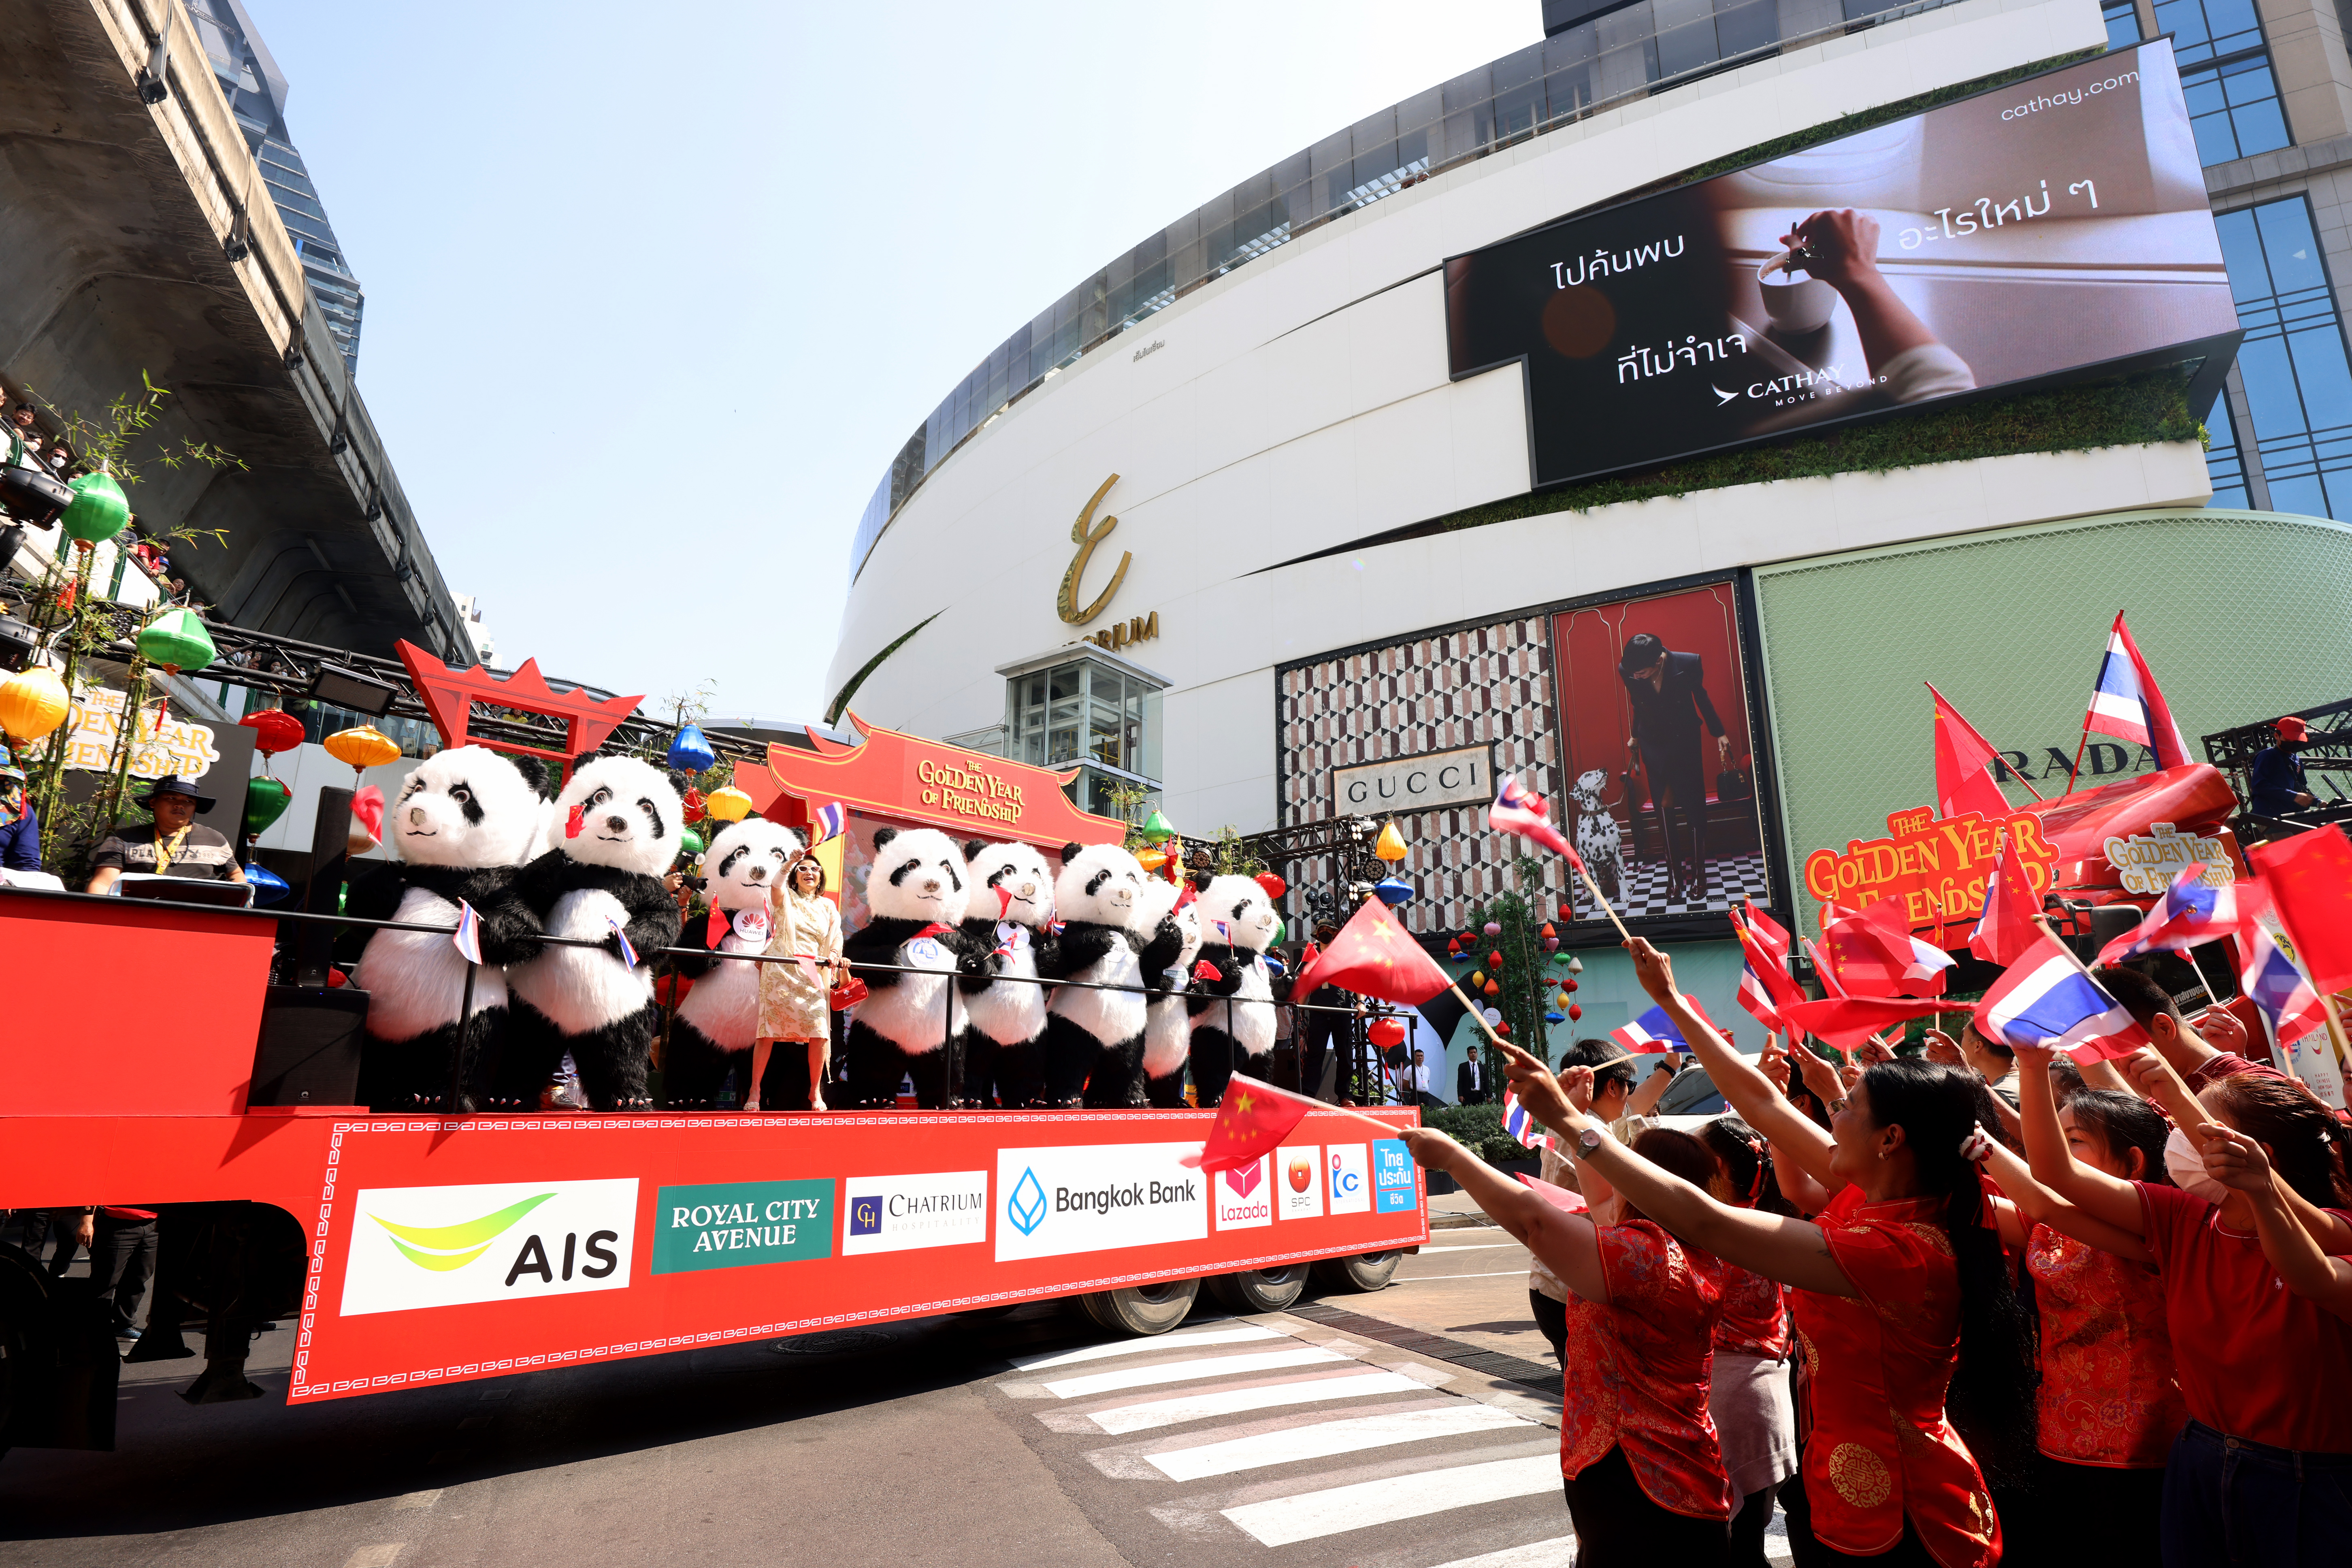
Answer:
[85, 774, 246, 893]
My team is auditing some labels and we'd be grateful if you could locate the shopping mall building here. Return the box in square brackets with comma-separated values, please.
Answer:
[827, 0, 2352, 1046]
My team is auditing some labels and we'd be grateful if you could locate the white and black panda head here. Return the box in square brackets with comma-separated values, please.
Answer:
[963, 838, 1055, 928]
[867, 827, 971, 925]
[552, 753, 684, 877]
[1056, 840, 1151, 932]
[1136, 878, 1204, 967]
[705, 818, 805, 913]
[1193, 873, 1280, 954]
[390, 745, 543, 868]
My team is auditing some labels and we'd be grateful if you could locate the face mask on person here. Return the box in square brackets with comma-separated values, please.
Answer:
[2164, 1126, 2233, 1205]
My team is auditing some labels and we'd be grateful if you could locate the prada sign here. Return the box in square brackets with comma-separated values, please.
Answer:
[1334, 746, 1493, 814]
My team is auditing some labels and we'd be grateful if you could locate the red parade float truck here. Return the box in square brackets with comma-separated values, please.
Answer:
[0, 650, 1423, 1456]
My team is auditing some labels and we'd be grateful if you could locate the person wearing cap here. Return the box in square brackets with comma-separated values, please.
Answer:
[85, 775, 245, 894]
[2249, 715, 2318, 823]
[0, 744, 38, 871]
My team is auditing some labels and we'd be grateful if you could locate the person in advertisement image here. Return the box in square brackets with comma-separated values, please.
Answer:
[1444, 40, 2237, 490]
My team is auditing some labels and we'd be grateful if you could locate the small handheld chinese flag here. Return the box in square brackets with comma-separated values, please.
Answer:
[1286, 897, 1451, 1006]
[1182, 1074, 1315, 1172]
[1970, 834, 2043, 968]
[2249, 825, 2352, 993]
[1927, 682, 2013, 821]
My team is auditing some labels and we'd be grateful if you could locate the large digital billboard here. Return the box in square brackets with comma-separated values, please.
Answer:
[1444, 42, 2240, 490]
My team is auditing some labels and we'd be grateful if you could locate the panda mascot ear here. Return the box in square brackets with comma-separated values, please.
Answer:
[1060, 841, 1083, 866]
[511, 756, 552, 799]
[873, 827, 898, 850]
[573, 748, 607, 769]
[667, 768, 695, 793]
[1192, 871, 1215, 893]
[963, 839, 987, 861]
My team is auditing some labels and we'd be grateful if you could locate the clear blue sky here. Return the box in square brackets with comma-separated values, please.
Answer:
[244, 1, 1541, 726]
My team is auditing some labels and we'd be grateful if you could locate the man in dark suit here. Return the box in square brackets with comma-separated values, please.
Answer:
[1456, 1049, 1490, 1104]
[1620, 632, 1730, 900]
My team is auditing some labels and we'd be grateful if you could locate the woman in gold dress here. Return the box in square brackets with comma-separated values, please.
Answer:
[750, 852, 845, 1109]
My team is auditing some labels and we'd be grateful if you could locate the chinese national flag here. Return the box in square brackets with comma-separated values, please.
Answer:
[1287, 899, 1452, 1006]
[1970, 834, 2043, 968]
[2248, 826, 2352, 993]
[1182, 1074, 1315, 1172]
[1784, 994, 1952, 1050]
[1928, 682, 2013, 822]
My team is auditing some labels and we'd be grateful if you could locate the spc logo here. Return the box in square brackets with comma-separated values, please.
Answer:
[1279, 1145, 1324, 1220]
[339, 1179, 637, 1317]
[1327, 1144, 1371, 1215]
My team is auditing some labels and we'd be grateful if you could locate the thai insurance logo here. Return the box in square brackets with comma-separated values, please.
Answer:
[339, 1179, 638, 1317]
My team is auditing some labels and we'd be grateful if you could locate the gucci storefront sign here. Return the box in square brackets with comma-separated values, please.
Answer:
[1333, 746, 1493, 815]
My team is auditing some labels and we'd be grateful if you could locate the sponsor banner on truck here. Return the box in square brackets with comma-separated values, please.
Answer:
[1327, 1144, 1371, 1215]
[652, 1180, 832, 1274]
[1278, 1144, 1323, 1220]
[994, 1142, 1207, 1261]
[842, 1170, 991, 1255]
[340, 1178, 637, 1317]
[1212, 1156, 1274, 1231]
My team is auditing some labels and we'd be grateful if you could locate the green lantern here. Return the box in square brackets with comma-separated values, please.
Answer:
[680, 827, 707, 859]
[57, 470, 130, 546]
[1141, 809, 1176, 844]
[243, 775, 292, 837]
[137, 607, 217, 673]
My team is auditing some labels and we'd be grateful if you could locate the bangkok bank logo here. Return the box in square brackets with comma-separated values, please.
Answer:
[340, 1178, 637, 1318]
[1008, 1167, 1049, 1236]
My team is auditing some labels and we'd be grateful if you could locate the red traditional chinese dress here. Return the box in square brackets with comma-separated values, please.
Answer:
[1787, 1188, 2000, 1568]
[1559, 1219, 1733, 1520]
[2025, 1223, 2188, 1468]
[1715, 1260, 1791, 1360]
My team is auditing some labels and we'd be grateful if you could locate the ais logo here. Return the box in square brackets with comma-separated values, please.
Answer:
[339, 1179, 637, 1317]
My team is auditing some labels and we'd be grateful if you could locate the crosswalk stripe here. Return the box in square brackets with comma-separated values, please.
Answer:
[1417, 1242, 1528, 1253]
[1148, 1402, 1530, 1481]
[1084, 1370, 1442, 1434]
[1389, 1270, 1531, 1281]
[1220, 1452, 1563, 1547]
[1008, 1324, 1279, 1371]
[1043, 1348, 1345, 1400]
[1424, 1534, 1578, 1567]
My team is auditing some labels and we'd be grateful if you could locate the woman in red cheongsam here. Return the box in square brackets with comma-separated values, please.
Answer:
[1501, 939, 2038, 1568]
[1398, 1119, 1735, 1566]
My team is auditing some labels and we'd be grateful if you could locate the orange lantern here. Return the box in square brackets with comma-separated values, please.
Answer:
[324, 724, 401, 778]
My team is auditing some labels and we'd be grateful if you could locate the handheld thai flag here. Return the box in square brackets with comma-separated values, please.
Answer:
[810, 801, 848, 845]
[1730, 907, 1802, 1032]
[1975, 935, 2151, 1062]
[607, 915, 639, 968]
[1490, 773, 1583, 870]
[1502, 1087, 1548, 1150]
[2095, 863, 2252, 965]
[1613, 997, 1719, 1054]
[1970, 835, 2043, 968]
[452, 899, 484, 965]
[1743, 901, 1793, 966]
[2240, 919, 2329, 1047]
[2083, 612, 2190, 770]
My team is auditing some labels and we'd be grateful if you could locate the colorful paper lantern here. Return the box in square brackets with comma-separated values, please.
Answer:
[1264, 954, 1287, 979]
[1372, 876, 1413, 905]
[135, 607, 216, 673]
[1482, 979, 1500, 997]
[240, 707, 305, 759]
[1368, 1017, 1406, 1048]
[666, 722, 716, 774]
[1137, 848, 1169, 871]
[1445, 937, 1461, 953]
[1568, 1003, 1583, 1021]
[1268, 915, 1285, 945]
[57, 471, 129, 545]
[1495, 1021, 1512, 1036]
[1567, 956, 1584, 974]
[1557, 990, 1572, 1008]
[1544, 937, 1559, 952]
[243, 863, 292, 905]
[1539, 922, 1557, 939]
[1483, 921, 1501, 936]
[243, 775, 291, 837]
[1467, 969, 1485, 988]
[1564, 977, 1579, 992]
[1141, 809, 1176, 844]
[1559, 903, 1574, 920]
[1254, 871, 1287, 899]
[0, 664, 70, 741]
[1545, 1010, 1564, 1024]
[1487, 950, 1503, 968]
[705, 784, 754, 823]
[1372, 821, 1408, 863]
[324, 724, 401, 776]
[680, 826, 707, 858]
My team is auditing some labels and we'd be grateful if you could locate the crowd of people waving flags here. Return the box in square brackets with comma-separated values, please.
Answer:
[1185, 612, 2352, 1565]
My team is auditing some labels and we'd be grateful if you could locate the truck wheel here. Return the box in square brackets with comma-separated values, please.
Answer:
[1206, 1265, 1308, 1313]
[1078, 1277, 1199, 1336]
[1310, 1251, 1401, 1293]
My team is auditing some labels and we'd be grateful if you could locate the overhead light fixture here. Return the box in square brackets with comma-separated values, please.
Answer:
[135, 10, 173, 104]
[307, 661, 397, 718]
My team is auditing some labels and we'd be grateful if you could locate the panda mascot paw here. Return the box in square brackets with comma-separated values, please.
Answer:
[347, 746, 548, 1112]
[1039, 841, 1157, 1108]
[1184, 873, 1282, 1109]
[842, 827, 977, 1109]
[956, 839, 1058, 1109]
[501, 753, 685, 1111]
[1136, 880, 1203, 1108]
[667, 818, 803, 1109]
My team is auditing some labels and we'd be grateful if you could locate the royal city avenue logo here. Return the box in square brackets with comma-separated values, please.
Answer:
[340, 1178, 637, 1317]
[1326, 1144, 1371, 1215]
[994, 1143, 1206, 1262]
[841, 1170, 990, 1255]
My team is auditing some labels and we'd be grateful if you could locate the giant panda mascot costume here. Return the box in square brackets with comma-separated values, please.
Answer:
[1136, 876, 1203, 1109]
[498, 752, 686, 1110]
[1186, 873, 1283, 1108]
[665, 818, 804, 1108]
[347, 745, 548, 1111]
[1040, 841, 1182, 1107]
[956, 838, 1057, 1108]
[842, 827, 981, 1108]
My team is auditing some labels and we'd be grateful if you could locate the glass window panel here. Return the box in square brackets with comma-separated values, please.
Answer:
[1047, 664, 1080, 703]
[2205, 391, 2249, 506]
[2255, 201, 2330, 294]
[2239, 337, 2309, 434]
[2102, 0, 2142, 47]
[2218, 196, 2352, 520]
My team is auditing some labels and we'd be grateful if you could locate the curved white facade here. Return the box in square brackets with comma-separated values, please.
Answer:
[829, 0, 2212, 836]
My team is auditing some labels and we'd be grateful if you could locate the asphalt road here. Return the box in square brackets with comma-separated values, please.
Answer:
[0, 1200, 1787, 1567]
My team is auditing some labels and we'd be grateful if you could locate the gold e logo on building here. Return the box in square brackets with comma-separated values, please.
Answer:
[1056, 473, 1130, 625]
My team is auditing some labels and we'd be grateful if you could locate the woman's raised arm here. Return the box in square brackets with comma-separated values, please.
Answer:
[2015, 1042, 2146, 1238]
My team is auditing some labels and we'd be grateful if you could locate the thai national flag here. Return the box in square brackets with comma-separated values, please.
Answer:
[2084, 612, 2190, 770]
[810, 801, 848, 845]
[1975, 935, 2151, 1061]
[1614, 997, 1717, 1054]
[607, 915, 639, 969]
[1489, 774, 1584, 871]
[451, 899, 484, 965]
[2240, 920, 2329, 1047]
[1502, 1087, 1548, 1150]
[2096, 863, 2252, 964]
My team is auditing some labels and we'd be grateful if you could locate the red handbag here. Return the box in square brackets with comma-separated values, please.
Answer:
[828, 976, 867, 1011]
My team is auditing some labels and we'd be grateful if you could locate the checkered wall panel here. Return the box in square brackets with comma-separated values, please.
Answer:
[1277, 616, 1562, 934]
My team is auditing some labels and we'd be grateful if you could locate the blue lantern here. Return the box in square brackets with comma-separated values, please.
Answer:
[1545, 1010, 1565, 1024]
[244, 863, 292, 906]
[1263, 954, 1287, 979]
[1373, 876, 1414, 906]
[666, 722, 716, 774]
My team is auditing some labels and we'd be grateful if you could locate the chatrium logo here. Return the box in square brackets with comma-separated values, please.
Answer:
[369, 1192, 553, 1272]
[1008, 1167, 1048, 1236]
